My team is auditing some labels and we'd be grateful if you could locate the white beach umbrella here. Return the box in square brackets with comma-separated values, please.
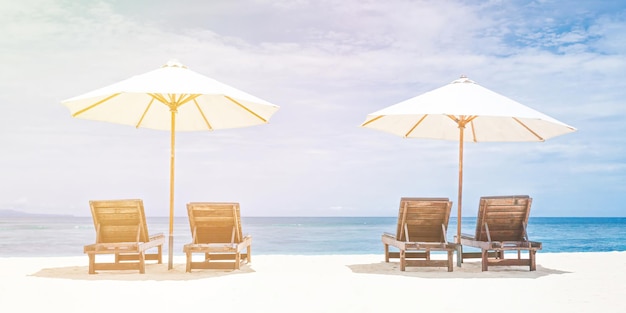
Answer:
[62, 59, 280, 269]
[361, 76, 576, 246]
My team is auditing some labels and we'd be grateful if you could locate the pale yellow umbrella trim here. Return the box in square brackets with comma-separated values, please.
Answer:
[404, 115, 428, 138]
[513, 117, 545, 141]
[71, 93, 121, 117]
[192, 98, 213, 130]
[224, 95, 268, 123]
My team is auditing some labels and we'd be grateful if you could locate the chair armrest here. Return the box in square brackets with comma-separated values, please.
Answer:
[237, 235, 252, 251]
[382, 232, 396, 238]
[459, 233, 475, 239]
[149, 233, 165, 241]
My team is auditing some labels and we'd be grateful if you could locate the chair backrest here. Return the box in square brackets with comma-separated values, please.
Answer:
[89, 199, 149, 243]
[187, 202, 243, 244]
[474, 195, 532, 242]
[395, 197, 452, 243]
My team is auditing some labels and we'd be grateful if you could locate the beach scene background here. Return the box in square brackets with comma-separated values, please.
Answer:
[2, 1, 626, 312]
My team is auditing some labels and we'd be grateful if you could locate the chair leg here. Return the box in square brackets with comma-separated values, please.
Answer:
[384, 244, 389, 262]
[88, 254, 96, 275]
[400, 250, 406, 271]
[447, 250, 453, 272]
[481, 250, 488, 271]
[247, 245, 252, 263]
[138, 252, 145, 274]
[186, 251, 192, 273]
[530, 250, 537, 271]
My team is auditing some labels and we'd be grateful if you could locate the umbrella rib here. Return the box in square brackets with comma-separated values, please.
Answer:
[513, 117, 545, 141]
[404, 115, 428, 138]
[448, 115, 479, 142]
[177, 94, 201, 106]
[148, 93, 201, 111]
[448, 115, 478, 125]
[360, 115, 384, 127]
[136, 97, 155, 128]
[192, 98, 213, 130]
[447, 114, 461, 124]
[149, 93, 170, 107]
[224, 96, 268, 123]
[469, 119, 478, 142]
[168, 93, 187, 109]
[172, 94, 194, 107]
[71, 93, 121, 117]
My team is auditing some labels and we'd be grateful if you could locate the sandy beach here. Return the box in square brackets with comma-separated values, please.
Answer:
[0, 252, 624, 312]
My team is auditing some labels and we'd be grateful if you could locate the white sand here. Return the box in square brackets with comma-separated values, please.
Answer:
[1, 252, 625, 313]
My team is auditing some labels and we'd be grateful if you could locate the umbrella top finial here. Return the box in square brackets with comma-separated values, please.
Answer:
[452, 75, 475, 84]
[163, 59, 187, 69]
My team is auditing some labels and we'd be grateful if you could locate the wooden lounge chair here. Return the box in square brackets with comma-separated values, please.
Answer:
[457, 195, 542, 271]
[183, 202, 252, 272]
[83, 199, 165, 274]
[382, 197, 458, 272]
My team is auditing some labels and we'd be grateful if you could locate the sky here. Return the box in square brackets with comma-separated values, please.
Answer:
[1, 0, 625, 217]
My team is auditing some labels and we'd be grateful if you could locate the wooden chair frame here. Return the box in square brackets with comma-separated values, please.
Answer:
[183, 202, 252, 272]
[456, 195, 542, 271]
[83, 199, 164, 274]
[382, 197, 458, 272]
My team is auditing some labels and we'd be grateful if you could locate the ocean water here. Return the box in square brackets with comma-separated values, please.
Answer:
[0, 216, 625, 257]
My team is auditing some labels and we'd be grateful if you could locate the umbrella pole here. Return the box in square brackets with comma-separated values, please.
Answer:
[457, 125, 464, 244]
[168, 110, 176, 270]
[456, 124, 465, 267]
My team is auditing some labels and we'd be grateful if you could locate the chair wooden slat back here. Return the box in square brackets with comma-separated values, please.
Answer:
[90, 199, 149, 243]
[475, 195, 532, 242]
[187, 202, 243, 244]
[395, 197, 452, 243]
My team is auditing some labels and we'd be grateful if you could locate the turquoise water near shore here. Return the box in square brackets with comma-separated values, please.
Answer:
[0, 216, 625, 257]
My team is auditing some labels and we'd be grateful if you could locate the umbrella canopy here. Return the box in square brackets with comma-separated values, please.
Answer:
[63, 59, 278, 131]
[361, 76, 576, 245]
[62, 59, 280, 269]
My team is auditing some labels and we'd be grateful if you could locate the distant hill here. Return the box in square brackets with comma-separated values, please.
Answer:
[0, 209, 74, 218]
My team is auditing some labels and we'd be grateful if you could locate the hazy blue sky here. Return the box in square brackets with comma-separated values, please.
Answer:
[1, 0, 625, 217]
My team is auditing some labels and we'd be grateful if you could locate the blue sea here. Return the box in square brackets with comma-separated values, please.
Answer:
[0, 216, 625, 257]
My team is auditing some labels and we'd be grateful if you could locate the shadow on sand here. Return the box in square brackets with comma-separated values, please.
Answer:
[31, 262, 255, 281]
[347, 259, 570, 279]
